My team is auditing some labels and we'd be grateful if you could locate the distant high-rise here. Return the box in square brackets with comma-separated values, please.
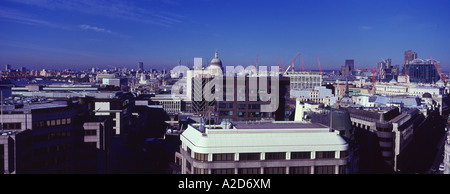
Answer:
[341, 59, 354, 76]
[345, 59, 354, 71]
[138, 62, 144, 72]
[404, 50, 417, 65]
[5, 64, 11, 72]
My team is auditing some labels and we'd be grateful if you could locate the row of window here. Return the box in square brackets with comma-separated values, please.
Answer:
[219, 111, 272, 117]
[32, 118, 72, 129]
[189, 151, 348, 161]
[2, 123, 21, 130]
[352, 122, 371, 130]
[34, 130, 73, 143]
[191, 166, 346, 174]
[34, 143, 72, 156]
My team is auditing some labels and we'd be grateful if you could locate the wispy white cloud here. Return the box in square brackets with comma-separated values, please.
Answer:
[6, 0, 183, 27]
[0, 7, 69, 29]
[79, 24, 112, 34]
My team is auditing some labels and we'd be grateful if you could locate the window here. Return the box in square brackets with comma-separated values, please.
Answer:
[211, 168, 234, 174]
[213, 153, 234, 161]
[314, 165, 335, 174]
[239, 153, 260, 161]
[194, 167, 208, 174]
[249, 104, 261, 110]
[186, 147, 192, 156]
[338, 165, 347, 174]
[185, 160, 191, 172]
[340, 151, 348, 159]
[291, 152, 311, 159]
[219, 111, 233, 116]
[2, 123, 21, 130]
[264, 167, 286, 174]
[289, 166, 311, 174]
[84, 130, 97, 136]
[265, 152, 286, 160]
[238, 168, 260, 174]
[195, 153, 208, 161]
[238, 104, 246, 109]
[316, 151, 335, 159]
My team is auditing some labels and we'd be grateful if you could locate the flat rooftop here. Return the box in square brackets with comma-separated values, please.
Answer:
[233, 121, 327, 129]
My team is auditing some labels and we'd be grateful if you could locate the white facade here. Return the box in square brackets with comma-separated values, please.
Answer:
[375, 82, 445, 97]
[178, 121, 349, 174]
[284, 72, 322, 89]
[291, 86, 336, 106]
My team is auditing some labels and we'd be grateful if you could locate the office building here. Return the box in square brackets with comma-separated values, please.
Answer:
[176, 121, 349, 174]
[347, 107, 426, 172]
[5, 64, 11, 72]
[345, 59, 354, 75]
[0, 99, 114, 174]
[215, 76, 291, 122]
[291, 86, 336, 106]
[404, 50, 418, 65]
[284, 72, 322, 89]
[407, 58, 441, 84]
[149, 94, 184, 114]
[138, 62, 144, 72]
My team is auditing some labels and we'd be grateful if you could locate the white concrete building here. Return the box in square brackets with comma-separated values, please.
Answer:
[284, 72, 322, 89]
[291, 86, 336, 106]
[176, 121, 349, 174]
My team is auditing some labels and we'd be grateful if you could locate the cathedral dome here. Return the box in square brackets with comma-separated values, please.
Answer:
[206, 49, 223, 76]
[209, 49, 222, 67]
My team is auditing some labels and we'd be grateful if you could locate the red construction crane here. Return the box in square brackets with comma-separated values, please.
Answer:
[277, 55, 280, 71]
[317, 55, 322, 74]
[429, 56, 445, 82]
[283, 52, 301, 75]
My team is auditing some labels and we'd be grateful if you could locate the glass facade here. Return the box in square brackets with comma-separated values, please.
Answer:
[408, 64, 440, 84]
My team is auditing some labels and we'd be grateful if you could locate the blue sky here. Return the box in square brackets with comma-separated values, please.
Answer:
[1, 0, 449, 71]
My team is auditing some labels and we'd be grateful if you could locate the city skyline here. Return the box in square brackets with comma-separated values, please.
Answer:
[1, 0, 450, 72]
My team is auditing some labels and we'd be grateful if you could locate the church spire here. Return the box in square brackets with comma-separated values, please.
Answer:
[215, 49, 218, 59]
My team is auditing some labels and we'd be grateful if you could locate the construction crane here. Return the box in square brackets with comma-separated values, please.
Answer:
[317, 55, 322, 74]
[283, 52, 301, 75]
[429, 56, 445, 82]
